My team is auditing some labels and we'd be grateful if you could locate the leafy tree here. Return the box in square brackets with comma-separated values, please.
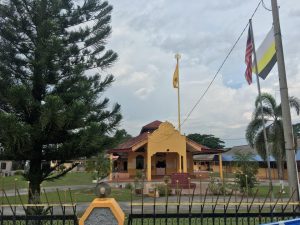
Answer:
[187, 133, 225, 149]
[233, 152, 258, 193]
[0, 0, 121, 205]
[85, 129, 131, 181]
[245, 93, 300, 179]
[294, 123, 300, 138]
[86, 151, 111, 181]
[112, 129, 132, 147]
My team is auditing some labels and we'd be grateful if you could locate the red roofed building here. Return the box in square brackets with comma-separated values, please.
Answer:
[108, 120, 223, 181]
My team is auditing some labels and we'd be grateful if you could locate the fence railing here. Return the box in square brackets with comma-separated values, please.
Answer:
[0, 189, 78, 225]
[127, 185, 300, 225]
[1, 183, 300, 225]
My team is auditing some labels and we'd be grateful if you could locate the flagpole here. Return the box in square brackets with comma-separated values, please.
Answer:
[175, 53, 181, 133]
[271, 0, 300, 202]
[249, 19, 273, 199]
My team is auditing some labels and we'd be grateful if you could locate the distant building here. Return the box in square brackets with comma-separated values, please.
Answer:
[0, 161, 13, 176]
[219, 138, 300, 180]
[107, 120, 223, 181]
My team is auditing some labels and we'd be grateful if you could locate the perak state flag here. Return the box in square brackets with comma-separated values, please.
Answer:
[173, 61, 179, 88]
[252, 27, 276, 79]
[245, 26, 253, 85]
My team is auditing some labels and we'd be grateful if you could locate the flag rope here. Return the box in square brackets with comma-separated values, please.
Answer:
[180, 0, 263, 128]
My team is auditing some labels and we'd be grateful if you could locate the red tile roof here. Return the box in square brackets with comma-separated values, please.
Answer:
[107, 120, 224, 155]
[107, 132, 148, 153]
[140, 120, 162, 134]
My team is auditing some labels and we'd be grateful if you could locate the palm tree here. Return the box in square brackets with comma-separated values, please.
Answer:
[246, 93, 300, 180]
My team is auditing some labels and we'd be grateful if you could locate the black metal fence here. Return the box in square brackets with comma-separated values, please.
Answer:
[1, 184, 300, 225]
[0, 189, 78, 225]
[127, 186, 300, 225]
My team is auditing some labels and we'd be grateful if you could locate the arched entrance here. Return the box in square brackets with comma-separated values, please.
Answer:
[150, 152, 183, 179]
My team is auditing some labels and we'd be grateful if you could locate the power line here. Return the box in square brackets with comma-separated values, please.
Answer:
[262, 0, 272, 12]
[181, 0, 262, 128]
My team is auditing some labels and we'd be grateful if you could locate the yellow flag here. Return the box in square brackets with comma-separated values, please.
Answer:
[252, 27, 276, 79]
[173, 62, 179, 88]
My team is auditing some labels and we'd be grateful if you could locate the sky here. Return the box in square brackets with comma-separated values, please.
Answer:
[102, 0, 300, 147]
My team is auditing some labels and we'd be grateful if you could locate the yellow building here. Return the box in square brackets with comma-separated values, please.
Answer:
[108, 120, 222, 181]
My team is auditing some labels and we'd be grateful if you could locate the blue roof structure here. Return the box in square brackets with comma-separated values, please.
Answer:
[222, 154, 275, 162]
[222, 146, 300, 162]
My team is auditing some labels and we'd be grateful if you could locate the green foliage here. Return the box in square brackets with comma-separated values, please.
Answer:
[207, 175, 233, 195]
[112, 129, 132, 147]
[86, 151, 111, 181]
[233, 152, 258, 193]
[125, 183, 133, 190]
[134, 170, 145, 190]
[187, 133, 225, 149]
[294, 123, 300, 138]
[155, 183, 172, 197]
[135, 170, 145, 180]
[163, 175, 171, 184]
[14, 170, 24, 176]
[0, 0, 121, 204]
[245, 93, 300, 180]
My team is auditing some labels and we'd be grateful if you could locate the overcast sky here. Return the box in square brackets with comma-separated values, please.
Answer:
[103, 0, 300, 147]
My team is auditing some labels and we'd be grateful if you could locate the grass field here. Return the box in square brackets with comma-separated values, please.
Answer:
[0, 172, 93, 190]
[0, 172, 291, 204]
[0, 187, 136, 203]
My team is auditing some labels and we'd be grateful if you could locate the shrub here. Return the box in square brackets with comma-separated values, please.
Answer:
[14, 170, 24, 176]
[134, 170, 145, 190]
[125, 183, 133, 190]
[155, 183, 172, 197]
[208, 177, 227, 195]
[163, 175, 171, 184]
[233, 152, 258, 194]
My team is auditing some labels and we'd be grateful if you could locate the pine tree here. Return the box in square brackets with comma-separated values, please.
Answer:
[0, 0, 121, 205]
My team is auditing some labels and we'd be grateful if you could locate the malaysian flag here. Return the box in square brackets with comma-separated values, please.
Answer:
[245, 26, 253, 85]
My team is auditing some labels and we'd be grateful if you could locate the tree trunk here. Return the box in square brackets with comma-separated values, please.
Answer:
[28, 180, 41, 204]
[277, 159, 284, 180]
[27, 159, 43, 215]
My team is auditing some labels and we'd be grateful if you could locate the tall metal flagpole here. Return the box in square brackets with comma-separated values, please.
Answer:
[271, 0, 300, 201]
[249, 19, 273, 199]
[175, 53, 181, 133]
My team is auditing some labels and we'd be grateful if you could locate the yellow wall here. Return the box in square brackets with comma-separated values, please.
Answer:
[166, 152, 179, 175]
[147, 122, 186, 158]
[193, 161, 210, 171]
[257, 167, 288, 180]
[187, 152, 194, 173]
[147, 122, 187, 180]
[110, 122, 196, 181]
[214, 164, 289, 180]
[127, 152, 146, 177]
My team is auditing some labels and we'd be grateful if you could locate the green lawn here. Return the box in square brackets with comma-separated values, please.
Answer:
[256, 185, 290, 198]
[0, 172, 93, 190]
[0, 187, 136, 204]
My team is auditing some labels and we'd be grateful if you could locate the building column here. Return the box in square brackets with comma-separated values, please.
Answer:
[109, 154, 113, 181]
[178, 154, 182, 173]
[218, 153, 223, 181]
[147, 153, 152, 181]
[182, 153, 187, 173]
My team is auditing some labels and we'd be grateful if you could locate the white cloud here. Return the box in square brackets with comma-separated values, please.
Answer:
[104, 0, 300, 147]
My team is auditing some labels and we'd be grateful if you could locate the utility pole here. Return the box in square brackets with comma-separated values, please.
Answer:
[271, 0, 300, 201]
